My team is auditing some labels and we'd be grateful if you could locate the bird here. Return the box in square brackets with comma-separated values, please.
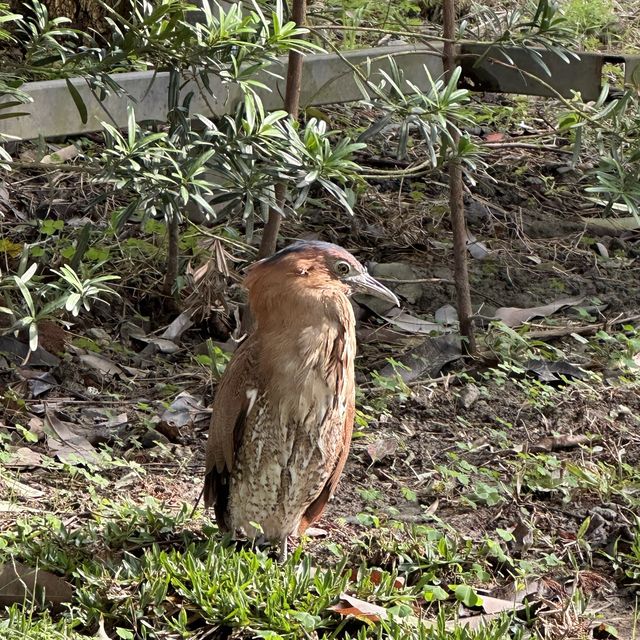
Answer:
[204, 240, 399, 559]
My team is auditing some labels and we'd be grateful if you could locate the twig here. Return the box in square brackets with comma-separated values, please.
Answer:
[258, 0, 307, 258]
[2, 161, 100, 174]
[184, 218, 257, 253]
[375, 277, 448, 284]
[482, 142, 573, 155]
[444, 0, 476, 354]
[524, 313, 640, 340]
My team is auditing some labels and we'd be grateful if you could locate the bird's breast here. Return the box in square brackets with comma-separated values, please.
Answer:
[226, 323, 355, 540]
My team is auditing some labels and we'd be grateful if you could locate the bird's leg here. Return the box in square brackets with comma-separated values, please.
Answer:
[278, 537, 288, 563]
[253, 534, 269, 550]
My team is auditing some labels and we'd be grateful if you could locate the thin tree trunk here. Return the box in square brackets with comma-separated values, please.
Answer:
[164, 213, 180, 297]
[443, 0, 476, 354]
[258, 0, 307, 259]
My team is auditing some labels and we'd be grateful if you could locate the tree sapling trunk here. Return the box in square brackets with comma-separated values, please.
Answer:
[258, 0, 307, 259]
[443, 0, 476, 354]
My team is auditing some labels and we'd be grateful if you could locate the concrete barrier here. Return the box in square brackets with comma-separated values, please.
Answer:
[3, 41, 637, 141]
[0, 44, 444, 141]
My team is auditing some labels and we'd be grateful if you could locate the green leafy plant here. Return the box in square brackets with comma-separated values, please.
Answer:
[589, 325, 640, 372]
[609, 517, 640, 580]
[194, 339, 233, 380]
[99, 92, 364, 295]
[558, 86, 640, 221]
[358, 63, 480, 168]
[464, 0, 578, 76]
[0, 261, 119, 351]
[562, 0, 615, 37]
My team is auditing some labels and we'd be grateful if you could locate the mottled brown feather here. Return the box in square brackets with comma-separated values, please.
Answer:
[203, 340, 253, 515]
[299, 400, 354, 533]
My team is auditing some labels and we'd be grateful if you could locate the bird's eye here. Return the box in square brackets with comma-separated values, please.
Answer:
[335, 260, 352, 277]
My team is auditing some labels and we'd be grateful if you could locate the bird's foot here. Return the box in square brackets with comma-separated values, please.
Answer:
[277, 537, 288, 563]
[249, 534, 290, 562]
[253, 534, 269, 550]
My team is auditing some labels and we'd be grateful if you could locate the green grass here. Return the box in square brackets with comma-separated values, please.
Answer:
[562, 0, 616, 37]
[3, 481, 636, 638]
[0, 607, 84, 640]
[0, 497, 532, 639]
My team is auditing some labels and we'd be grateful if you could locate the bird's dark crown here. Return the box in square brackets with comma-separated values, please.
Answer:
[260, 240, 362, 271]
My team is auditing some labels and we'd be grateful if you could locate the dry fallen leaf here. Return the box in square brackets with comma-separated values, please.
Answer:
[0, 501, 40, 514]
[6, 447, 44, 469]
[465, 231, 491, 260]
[0, 476, 44, 499]
[329, 593, 388, 622]
[379, 335, 461, 382]
[161, 310, 195, 342]
[456, 592, 527, 630]
[18, 368, 58, 397]
[99, 413, 129, 429]
[79, 353, 124, 377]
[366, 437, 397, 463]
[160, 392, 210, 428]
[530, 434, 591, 452]
[368, 568, 405, 589]
[522, 359, 587, 382]
[95, 617, 113, 640]
[455, 611, 510, 630]
[45, 411, 101, 466]
[381, 308, 443, 335]
[494, 296, 584, 327]
[584, 216, 640, 233]
[0, 336, 60, 367]
[41, 143, 79, 164]
[0, 561, 73, 611]
[138, 337, 180, 354]
[435, 304, 458, 326]
[424, 499, 439, 517]
[476, 595, 523, 615]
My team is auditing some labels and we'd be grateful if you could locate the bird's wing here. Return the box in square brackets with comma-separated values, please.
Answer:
[299, 330, 356, 533]
[204, 339, 254, 519]
[298, 395, 355, 534]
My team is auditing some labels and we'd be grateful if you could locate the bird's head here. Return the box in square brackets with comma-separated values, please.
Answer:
[245, 241, 400, 309]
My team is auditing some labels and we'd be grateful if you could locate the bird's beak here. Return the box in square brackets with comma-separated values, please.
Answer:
[347, 271, 400, 307]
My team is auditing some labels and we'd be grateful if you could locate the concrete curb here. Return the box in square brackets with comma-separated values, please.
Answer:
[0, 45, 444, 141]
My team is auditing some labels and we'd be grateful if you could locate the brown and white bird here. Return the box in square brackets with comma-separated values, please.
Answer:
[204, 241, 398, 558]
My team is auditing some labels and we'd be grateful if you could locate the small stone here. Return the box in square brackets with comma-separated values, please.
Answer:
[368, 262, 422, 304]
[459, 383, 480, 409]
[86, 327, 110, 342]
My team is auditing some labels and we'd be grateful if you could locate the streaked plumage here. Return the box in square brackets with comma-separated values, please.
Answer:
[204, 241, 398, 556]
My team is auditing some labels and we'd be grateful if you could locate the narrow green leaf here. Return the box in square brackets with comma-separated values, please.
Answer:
[65, 79, 88, 124]
[28, 321, 38, 352]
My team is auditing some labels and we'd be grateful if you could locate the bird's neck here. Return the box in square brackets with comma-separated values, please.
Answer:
[250, 290, 356, 407]
[251, 285, 353, 336]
